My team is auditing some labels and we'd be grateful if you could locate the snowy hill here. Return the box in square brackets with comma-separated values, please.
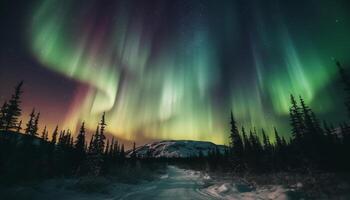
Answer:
[127, 140, 227, 158]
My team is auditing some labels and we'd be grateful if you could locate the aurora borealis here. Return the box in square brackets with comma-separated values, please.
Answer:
[1, 0, 350, 145]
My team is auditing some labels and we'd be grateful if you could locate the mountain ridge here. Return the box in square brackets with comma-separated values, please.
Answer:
[127, 140, 227, 158]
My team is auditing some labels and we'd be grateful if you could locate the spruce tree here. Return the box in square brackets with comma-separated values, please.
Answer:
[58, 130, 64, 142]
[74, 122, 86, 171]
[75, 122, 86, 153]
[299, 97, 313, 129]
[261, 128, 271, 151]
[289, 94, 304, 142]
[241, 126, 250, 150]
[51, 125, 59, 144]
[229, 111, 244, 160]
[299, 96, 322, 150]
[3, 81, 23, 131]
[87, 123, 104, 176]
[68, 130, 74, 147]
[25, 109, 35, 135]
[41, 126, 48, 140]
[250, 128, 262, 154]
[247, 129, 262, 169]
[31, 112, 40, 136]
[274, 127, 282, 148]
[273, 127, 284, 169]
[45, 129, 49, 141]
[98, 112, 107, 154]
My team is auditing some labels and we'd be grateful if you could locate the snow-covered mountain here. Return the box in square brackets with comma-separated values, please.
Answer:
[127, 140, 227, 158]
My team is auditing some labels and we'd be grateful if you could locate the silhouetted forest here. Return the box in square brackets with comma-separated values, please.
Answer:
[0, 82, 164, 184]
[0, 61, 349, 184]
[209, 61, 350, 173]
[163, 61, 350, 174]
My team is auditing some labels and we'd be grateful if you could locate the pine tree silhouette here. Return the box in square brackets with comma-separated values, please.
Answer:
[41, 126, 48, 141]
[3, 81, 23, 131]
[299, 96, 321, 157]
[262, 128, 271, 151]
[51, 125, 59, 144]
[74, 122, 86, 173]
[75, 122, 86, 153]
[31, 112, 40, 136]
[25, 109, 35, 135]
[241, 126, 249, 148]
[88, 125, 102, 176]
[98, 112, 107, 154]
[274, 127, 282, 148]
[289, 94, 304, 143]
[229, 111, 244, 165]
[87, 113, 107, 176]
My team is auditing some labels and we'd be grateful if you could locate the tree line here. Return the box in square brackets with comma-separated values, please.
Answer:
[0, 83, 127, 182]
[162, 61, 350, 174]
[227, 61, 350, 173]
[1, 61, 349, 182]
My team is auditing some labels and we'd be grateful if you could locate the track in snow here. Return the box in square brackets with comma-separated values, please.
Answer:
[118, 166, 219, 200]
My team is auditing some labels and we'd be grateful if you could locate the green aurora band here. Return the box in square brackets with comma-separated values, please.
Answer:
[29, 0, 350, 144]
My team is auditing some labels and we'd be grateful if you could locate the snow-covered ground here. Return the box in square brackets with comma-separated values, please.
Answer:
[202, 181, 289, 200]
[1, 166, 295, 200]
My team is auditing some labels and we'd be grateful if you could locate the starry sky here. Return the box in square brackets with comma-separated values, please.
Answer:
[1, 0, 350, 145]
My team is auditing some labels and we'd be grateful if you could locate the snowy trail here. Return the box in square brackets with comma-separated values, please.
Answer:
[1, 166, 290, 200]
[118, 166, 220, 200]
[117, 166, 290, 200]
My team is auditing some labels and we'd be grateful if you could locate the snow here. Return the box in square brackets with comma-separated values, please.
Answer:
[296, 182, 303, 188]
[1, 166, 292, 200]
[203, 183, 288, 200]
[127, 140, 227, 158]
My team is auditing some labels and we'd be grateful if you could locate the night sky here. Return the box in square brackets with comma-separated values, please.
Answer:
[1, 0, 350, 145]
